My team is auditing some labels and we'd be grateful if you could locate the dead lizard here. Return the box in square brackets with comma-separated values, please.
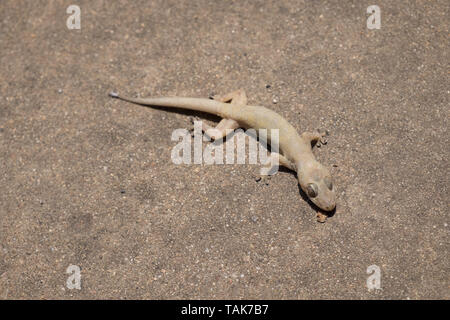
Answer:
[109, 89, 336, 213]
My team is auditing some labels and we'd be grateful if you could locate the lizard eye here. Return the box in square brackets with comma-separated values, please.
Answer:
[324, 177, 333, 190]
[306, 183, 318, 198]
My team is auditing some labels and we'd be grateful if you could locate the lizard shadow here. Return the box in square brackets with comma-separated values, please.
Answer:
[294, 139, 336, 217]
[139, 105, 222, 123]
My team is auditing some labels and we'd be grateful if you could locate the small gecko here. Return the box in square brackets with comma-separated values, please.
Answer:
[109, 89, 336, 214]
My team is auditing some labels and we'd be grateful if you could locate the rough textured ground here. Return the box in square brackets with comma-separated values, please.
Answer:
[0, 0, 448, 299]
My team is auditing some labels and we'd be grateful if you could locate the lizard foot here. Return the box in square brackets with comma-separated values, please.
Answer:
[316, 212, 328, 223]
[315, 129, 329, 148]
[254, 174, 272, 186]
[301, 130, 329, 148]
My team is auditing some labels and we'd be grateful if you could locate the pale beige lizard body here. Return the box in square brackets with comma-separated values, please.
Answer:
[109, 89, 336, 212]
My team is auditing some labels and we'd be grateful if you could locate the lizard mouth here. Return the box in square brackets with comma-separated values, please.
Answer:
[321, 203, 336, 211]
[311, 196, 336, 212]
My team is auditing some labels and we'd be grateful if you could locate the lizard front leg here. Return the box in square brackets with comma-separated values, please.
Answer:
[260, 152, 296, 174]
[213, 89, 247, 105]
[256, 152, 296, 185]
[199, 89, 247, 140]
[201, 118, 239, 140]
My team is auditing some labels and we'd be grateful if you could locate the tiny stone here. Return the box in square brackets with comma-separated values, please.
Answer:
[266, 84, 271, 89]
[317, 212, 327, 223]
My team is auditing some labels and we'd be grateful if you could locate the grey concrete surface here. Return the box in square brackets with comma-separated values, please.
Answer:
[0, 0, 448, 299]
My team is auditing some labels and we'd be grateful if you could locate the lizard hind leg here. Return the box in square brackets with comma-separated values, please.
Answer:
[198, 89, 247, 140]
[202, 118, 239, 141]
[213, 89, 247, 105]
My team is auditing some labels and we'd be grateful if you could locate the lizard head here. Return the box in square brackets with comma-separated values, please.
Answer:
[297, 160, 336, 211]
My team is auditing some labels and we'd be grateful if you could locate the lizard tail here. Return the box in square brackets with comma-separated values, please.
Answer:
[109, 91, 224, 116]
